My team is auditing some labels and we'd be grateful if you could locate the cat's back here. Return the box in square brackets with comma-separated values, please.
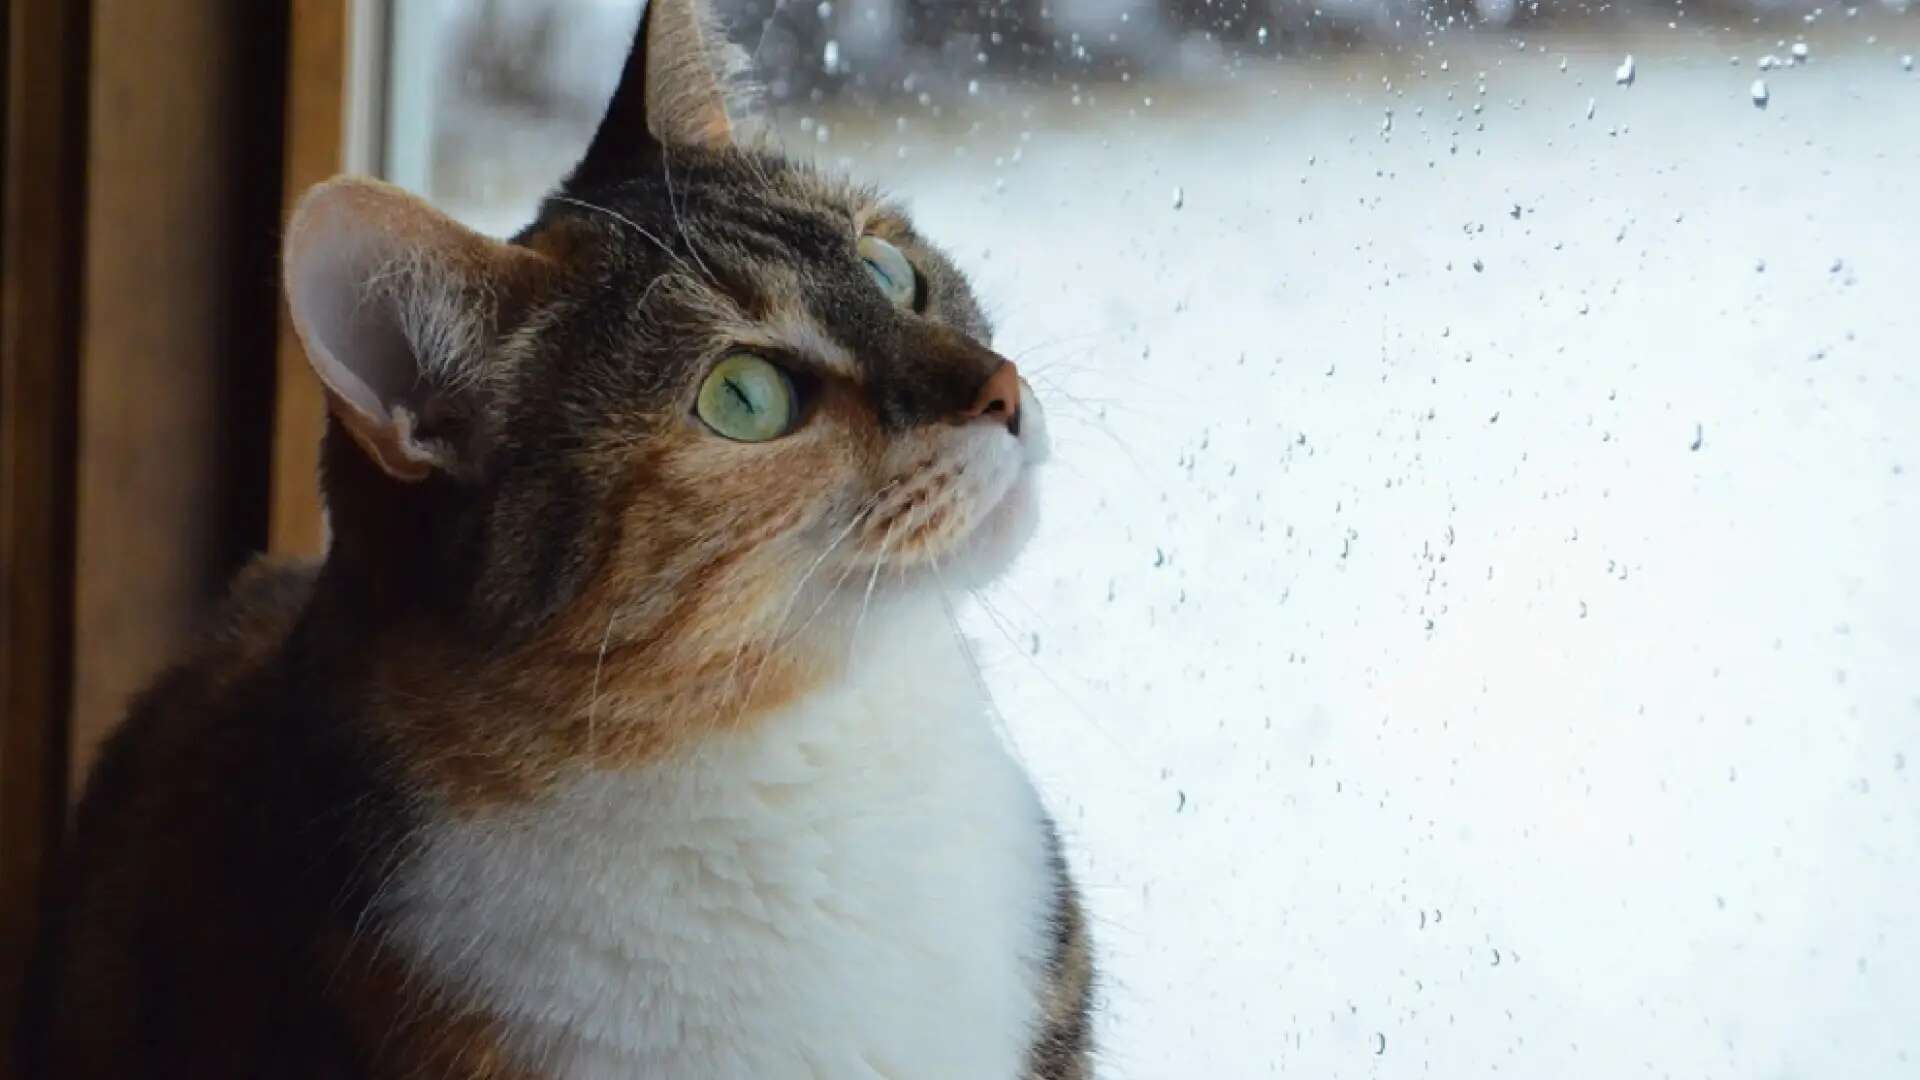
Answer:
[26, 558, 399, 1078]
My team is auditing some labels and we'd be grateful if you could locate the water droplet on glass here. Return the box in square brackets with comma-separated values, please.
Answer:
[1690, 422, 1705, 451]
[1751, 79, 1769, 109]
[815, 0, 832, 18]
[822, 39, 841, 74]
[1903, 55, 1914, 72]
[1374, 1032, 1387, 1056]
[1791, 42, 1810, 61]
[1471, 257, 1485, 272]
[1830, 257, 1845, 273]
[1585, 98, 1597, 120]
[1256, 26, 1268, 46]
[967, 79, 979, 96]
[1758, 54, 1779, 70]
[1614, 55, 1635, 86]
[1171, 186, 1184, 210]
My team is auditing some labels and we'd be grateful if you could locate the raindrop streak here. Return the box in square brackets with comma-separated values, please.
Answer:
[1751, 79, 1769, 109]
[1614, 55, 1636, 86]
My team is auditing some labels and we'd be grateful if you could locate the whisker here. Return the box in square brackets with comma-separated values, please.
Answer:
[850, 515, 902, 658]
[729, 485, 897, 724]
[772, 483, 903, 646]
[545, 193, 692, 277]
[925, 552, 1023, 751]
[659, 153, 720, 285]
[585, 607, 620, 757]
[968, 585, 1138, 761]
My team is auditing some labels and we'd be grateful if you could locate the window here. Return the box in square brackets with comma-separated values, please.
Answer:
[381, 3, 1918, 1073]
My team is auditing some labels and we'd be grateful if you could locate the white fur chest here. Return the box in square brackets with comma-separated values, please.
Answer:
[383, 612, 1057, 1079]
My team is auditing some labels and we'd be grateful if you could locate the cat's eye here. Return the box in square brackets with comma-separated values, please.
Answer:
[696, 353, 797, 443]
[858, 235, 918, 309]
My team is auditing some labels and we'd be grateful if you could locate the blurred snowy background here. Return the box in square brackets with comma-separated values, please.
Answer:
[389, 1, 1918, 1076]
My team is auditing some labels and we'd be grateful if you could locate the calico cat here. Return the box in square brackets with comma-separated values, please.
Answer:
[21, 0, 1094, 1076]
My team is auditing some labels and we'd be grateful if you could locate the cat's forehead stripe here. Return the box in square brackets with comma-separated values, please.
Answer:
[744, 304, 857, 377]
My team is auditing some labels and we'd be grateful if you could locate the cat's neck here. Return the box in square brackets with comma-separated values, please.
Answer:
[320, 577, 985, 807]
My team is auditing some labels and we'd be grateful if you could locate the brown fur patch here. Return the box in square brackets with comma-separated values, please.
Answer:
[1026, 865, 1097, 1080]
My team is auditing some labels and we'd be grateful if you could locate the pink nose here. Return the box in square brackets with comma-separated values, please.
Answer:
[963, 361, 1022, 435]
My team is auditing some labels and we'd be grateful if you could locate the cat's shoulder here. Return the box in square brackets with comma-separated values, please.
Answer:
[73, 555, 321, 826]
[200, 554, 320, 671]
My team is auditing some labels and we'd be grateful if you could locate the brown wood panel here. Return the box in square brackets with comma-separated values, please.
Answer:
[70, 0, 287, 785]
[1, 0, 88, 1056]
[270, 0, 354, 557]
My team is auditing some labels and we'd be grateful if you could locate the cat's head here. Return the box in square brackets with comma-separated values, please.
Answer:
[283, 0, 1044, 724]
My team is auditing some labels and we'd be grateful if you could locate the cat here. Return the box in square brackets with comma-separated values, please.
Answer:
[20, 0, 1094, 1076]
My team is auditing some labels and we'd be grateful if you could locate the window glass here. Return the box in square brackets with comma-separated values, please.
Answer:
[390, 2, 1919, 1073]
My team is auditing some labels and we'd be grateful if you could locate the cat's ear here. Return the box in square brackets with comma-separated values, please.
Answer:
[567, 0, 741, 187]
[283, 177, 548, 483]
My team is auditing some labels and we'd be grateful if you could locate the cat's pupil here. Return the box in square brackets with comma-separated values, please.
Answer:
[725, 377, 754, 412]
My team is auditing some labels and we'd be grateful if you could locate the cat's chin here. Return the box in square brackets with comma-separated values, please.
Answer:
[921, 469, 1041, 591]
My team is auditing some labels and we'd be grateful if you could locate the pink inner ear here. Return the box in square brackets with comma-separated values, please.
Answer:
[290, 240, 395, 427]
[284, 179, 459, 480]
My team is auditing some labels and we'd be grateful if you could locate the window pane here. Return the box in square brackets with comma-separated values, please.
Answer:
[388, 2, 1920, 1073]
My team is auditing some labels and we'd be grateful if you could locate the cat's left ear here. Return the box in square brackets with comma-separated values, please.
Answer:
[565, 0, 744, 189]
[283, 177, 551, 483]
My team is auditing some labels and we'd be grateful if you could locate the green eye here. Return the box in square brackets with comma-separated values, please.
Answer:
[858, 235, 918, 308]
[696, 353, 797, 442]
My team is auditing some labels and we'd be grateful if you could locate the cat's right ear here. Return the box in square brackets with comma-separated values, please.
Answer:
[284, 177, 549, 482]
[564, 0, 743, 191]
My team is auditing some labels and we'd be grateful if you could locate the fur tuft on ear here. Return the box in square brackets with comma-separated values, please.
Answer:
[284, 177, 548, 482]
[564, 0, 754, 191]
